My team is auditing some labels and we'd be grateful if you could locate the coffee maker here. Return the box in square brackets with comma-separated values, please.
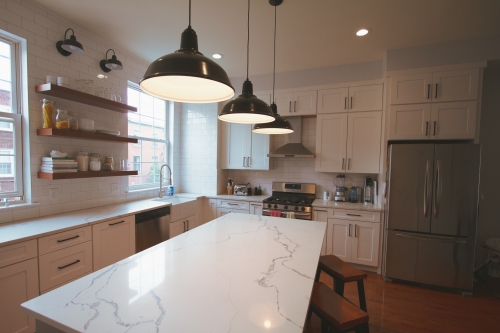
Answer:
[334, 174, 347, 202]
[364, 177, 374, 203]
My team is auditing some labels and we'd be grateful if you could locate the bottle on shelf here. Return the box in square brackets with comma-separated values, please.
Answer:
[41, 99, 55, 129]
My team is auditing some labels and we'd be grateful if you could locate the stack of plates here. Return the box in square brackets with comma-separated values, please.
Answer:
[79, 119, 94, 132]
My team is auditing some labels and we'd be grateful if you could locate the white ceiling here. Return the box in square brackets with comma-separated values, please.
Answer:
[32, 0, 500, 78]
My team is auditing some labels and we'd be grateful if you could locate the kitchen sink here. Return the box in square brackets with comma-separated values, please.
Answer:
[152, 197, 195, 205]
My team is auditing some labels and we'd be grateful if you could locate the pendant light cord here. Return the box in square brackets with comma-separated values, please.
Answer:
[188, 0, 191, 28]
[246, 0, 250, 80]
[272, 5, 276, 104]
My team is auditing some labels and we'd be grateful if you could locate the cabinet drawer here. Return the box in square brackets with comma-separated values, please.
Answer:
[328, 209, 381, 223]
[218, 200, 249, 210]
[38, 226, 92, 255]
[39, 241, 93, 292]
[0, 239, 37, 269]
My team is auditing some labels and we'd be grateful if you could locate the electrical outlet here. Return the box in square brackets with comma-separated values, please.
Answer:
[111, 183, 119, 194]
[49, 188, 58, 203]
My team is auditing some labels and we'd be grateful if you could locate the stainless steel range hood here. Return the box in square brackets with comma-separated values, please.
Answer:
[267, 117, 315, 158]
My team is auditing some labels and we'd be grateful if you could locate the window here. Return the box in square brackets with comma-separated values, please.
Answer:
[127, 82, 168, 189]
[0, 33, 25, 202]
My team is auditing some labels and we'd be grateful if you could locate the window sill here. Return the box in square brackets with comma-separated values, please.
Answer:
[0, 202, 40, 212]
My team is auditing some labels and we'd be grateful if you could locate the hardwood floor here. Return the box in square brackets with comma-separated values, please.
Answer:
[304, 272, 500, 333]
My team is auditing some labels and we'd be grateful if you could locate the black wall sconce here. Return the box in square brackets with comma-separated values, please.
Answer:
[100, 49, 123, 73]
[56, 28, 84, 56]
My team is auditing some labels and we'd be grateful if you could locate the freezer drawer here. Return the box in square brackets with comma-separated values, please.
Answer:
[384, 230, 475, 291]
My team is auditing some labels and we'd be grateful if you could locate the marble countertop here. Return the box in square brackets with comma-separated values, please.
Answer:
[205, 194, 267, 201]
[22, 213, 326, 333]
[312, 199, 382, 212]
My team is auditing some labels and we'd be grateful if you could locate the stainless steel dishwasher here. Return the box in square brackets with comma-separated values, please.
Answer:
[135, 206, 170, 253]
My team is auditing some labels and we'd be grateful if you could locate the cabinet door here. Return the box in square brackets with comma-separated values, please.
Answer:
[432, 68, 479, 102]
[315, 114, 348, 172]
[274, 92, 293, 115]
[346, 111, 382, 173]
[348, 84, 383, 112]
[430, 101, 477, 140]
[170, 219, 187, 238]
[389, 104, 432, 140]
[390, 73, 433, 105]
[92, 216, 135, 271]
[317, 88, 348, 114]
[350, 222, 380, 267]
[186, 215, 198, 231]
[292, 90, 317, 116]
[250, 203, 263, 215]
[249, 130, 270, 170]
[203, 198, 217, 224]
[326, 218, 351, 261]
[221, 122, 250, 169]
[216, 207, 233, 217]
[0, 258, 38, 333]
[313, 209, 328, 256]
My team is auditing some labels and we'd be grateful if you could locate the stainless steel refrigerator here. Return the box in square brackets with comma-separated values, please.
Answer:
[384, 143, 480, 292]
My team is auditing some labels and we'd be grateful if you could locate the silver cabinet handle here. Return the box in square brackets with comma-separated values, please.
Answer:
[58, 259, 80, 270]
[355, 224, 358, 237]
[342, 158, 345, 170]
[395, 233, 466, 244]
[425, 121, 429, 136]
[350, 96, 353, 109]
[424, 160, 429, 217]
[294, 101, 296, 112]
[348, 224, 352, 237]
[346, 213, 361, 217]
[251, 204, 262, 206]
[289, 101, 292, 113]
[56, 235, 79, 243]
[109, 220, 125, 226]
[435, 83, 438, 98]
[433, 121, 437, 136]
[243, 157, 245, 167]
[434, 160, 441, 218]
[227, 203, 239, 206]
[344, 97, 347, 109]
[247, 156, 251, 167]
[427, 84, 431, 99]
[348, 158, 351, 170]
[314, 209, 327, 212]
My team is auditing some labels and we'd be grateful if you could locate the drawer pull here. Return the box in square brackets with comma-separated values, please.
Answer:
[251, 204, 261, 206]
[314, 209, 327, 212]
[346, 213, 361, 217]
[58, 259, 80, 270]
[227, 203, 239, 206]
[56, 235, 80, 243]
[109, 220, 125, 226]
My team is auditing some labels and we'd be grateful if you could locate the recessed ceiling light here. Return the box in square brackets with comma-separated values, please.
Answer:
[97, 74, 107, 79]
[356, 28, 371, 37]
[212, 53, 223, 59]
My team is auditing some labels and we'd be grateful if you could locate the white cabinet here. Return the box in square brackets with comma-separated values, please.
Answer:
[317, 84, 383, 114]
[390, 68, 479, 105]
[326, 218, 350, 261]
[221, 122, 270, 170]
[389, 101, 477, 140]
[0, 258, 39, 333]
[249, 202, 263, 215]
[216, 207, 249, 217]
[92, 216, 135, 271]
[202, 198, 217, 224]
[170, 215, 197, 238]
[315, 111, 382, 173]
[275, 90, 317, 116]
[312, 208, 328, 256]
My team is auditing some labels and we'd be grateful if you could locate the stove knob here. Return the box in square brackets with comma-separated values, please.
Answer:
[274, 204, 278, 209]
[284, 205, 288, 210]
[301, 207, 305, 212]
[294, 206, 299, 211]
[267, 204, 272, 208]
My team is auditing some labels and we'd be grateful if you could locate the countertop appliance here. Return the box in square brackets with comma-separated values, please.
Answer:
[384, 143, 480, 293]
[262, 182, 316, 220]
[135, 206, 170, 253]
[233, 184, 248, 196]
[334, 174, 347, 202]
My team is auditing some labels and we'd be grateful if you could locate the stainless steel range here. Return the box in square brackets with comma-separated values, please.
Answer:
[262, 182, 316, 220]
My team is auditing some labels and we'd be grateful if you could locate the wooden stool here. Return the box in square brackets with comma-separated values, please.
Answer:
[314, 255, 368, 311]
[310, 282, 369, 333]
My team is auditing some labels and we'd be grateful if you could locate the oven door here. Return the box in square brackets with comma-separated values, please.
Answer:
[262, 209, 311, 220]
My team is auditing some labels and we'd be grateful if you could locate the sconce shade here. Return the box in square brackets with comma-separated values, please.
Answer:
[100, 49, 123, 73]
[56, 29, 84, 56]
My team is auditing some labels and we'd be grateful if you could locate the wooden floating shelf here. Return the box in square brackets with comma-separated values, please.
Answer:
[35, 83, 137, 114]
[37, 128, 138, 144]
[38, 171, 138, 180]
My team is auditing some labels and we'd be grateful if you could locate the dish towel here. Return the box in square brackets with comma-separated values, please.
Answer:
[270, 210, 282, 217]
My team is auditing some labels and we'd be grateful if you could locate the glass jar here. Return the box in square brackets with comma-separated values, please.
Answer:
[55, 109, 69, 130]
[349, 186, 358, 203]
[102, 156, 114, 171]
[41, 99, 55, 129]
[76, 151, 89, 172]
[68, 112, 78, 131]
[89, 153, 101, 171]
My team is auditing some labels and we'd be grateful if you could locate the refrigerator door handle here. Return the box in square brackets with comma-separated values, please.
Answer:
[395, 233, 467, 244]
[434, 160, 441, 218]
[424, 160, 429, 217]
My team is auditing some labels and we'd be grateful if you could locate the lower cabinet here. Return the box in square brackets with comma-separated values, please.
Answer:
[170, 215, 197, 238]
[0, 258, 39, 333]
[312, 208, 328, 256]
[216, 207, 249, 217]
[249, 202, 263, 215]
[92, 216, 135, 271]
[202, 198, 217, 223]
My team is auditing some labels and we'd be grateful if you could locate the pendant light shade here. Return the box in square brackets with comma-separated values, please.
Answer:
[218, 0, 274, 124]
[252, 0, 293, 134]
[140, 1, 234, 103]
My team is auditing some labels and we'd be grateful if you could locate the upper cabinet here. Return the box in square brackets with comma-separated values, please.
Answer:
[317, 84, 383, 114]
[390, 68, 479, 105]
[274, 90, 317, 116]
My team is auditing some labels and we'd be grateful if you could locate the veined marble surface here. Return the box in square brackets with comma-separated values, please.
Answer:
[312, 199, 382, 211]
[22, 213, 326, 333]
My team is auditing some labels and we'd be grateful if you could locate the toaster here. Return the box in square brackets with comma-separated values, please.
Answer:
[233, 184, 248, 196]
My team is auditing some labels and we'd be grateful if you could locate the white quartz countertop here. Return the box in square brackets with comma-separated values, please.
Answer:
[22, 213, 326, 333]
[205, 194, 267, 201]
[312, 199, 382, 211]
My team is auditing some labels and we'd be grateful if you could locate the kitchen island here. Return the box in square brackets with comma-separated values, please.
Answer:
[21, 213, 326, 333]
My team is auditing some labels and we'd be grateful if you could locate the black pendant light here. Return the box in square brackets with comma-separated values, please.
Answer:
[100, 49, 123, 72]
[56, 28, 84, 56]
[253, 0, 293, 134]
[140, 0, 234, 103]
[218, 0, 275, 124]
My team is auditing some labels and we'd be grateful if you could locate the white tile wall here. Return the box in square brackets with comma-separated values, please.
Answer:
[1, 0, 157, 223]
[227, 117, 377, 198]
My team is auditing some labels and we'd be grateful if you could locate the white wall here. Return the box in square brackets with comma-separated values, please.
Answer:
[0, 0, 156, 224]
